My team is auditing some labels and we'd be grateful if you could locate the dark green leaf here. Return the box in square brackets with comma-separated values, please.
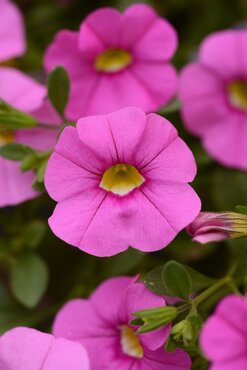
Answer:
[0, 143, 33, 160]
[144, 266, 175, 296]
[184, 266, 215, 291]
[165, 336, 178, 352]
[235, 205, 247, 215]
[22, 220, 47, 249]
[47, 66, 70, 117]
[162, 261, 192, 301]
[10, 254, 49, 308]
[231, 246, 247, 278]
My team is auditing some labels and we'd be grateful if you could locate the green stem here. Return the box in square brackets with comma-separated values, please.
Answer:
[193, 276, 231, 306]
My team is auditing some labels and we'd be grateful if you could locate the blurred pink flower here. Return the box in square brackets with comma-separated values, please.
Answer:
[0, 68, 60, 207]
[0, 0, 26, 62]
[44, 3, 178, 120]
[200, 294, 247, 370]
[179, 30, 247, 170]
[45, 107, 201, 256]
[53, 276, 191, 369]
[187, 211, 247, 244]
[0, 326, 90, 370]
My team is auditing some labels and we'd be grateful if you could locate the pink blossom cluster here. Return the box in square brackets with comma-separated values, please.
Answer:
[0, 277, 191, 370]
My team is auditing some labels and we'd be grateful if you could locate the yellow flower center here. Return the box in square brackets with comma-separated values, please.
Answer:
[100, 164, 145, 196]
[120, 325, 144, 359]
[95, 48, 133, 73]
[228, 80, 247, 112]
[0, 130, 14, 147]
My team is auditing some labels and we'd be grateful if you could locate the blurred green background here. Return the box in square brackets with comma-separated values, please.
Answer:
[0, 1, 247, 360]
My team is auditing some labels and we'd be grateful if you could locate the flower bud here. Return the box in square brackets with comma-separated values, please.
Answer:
[187, 211, 247, 244]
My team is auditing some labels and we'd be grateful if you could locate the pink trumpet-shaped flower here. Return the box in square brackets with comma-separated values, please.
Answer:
[187, 211, 247, 244]
[179, 30, 247, 170]
[0, 327, 90, 370]
[45, 107, 201, 256]
[53, 276, 191, 370]
[44, 3, 178, 120]
[0, 68, 60, 207]
[200, 294, 247, 370]
[0, 0, 26, 62]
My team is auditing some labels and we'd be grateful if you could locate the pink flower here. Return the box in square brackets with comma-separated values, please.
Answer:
[53, 276, 191, 369]
[0, 67, 60, 207]
[0, 0, 26, 62]
[45, 107, 201, 256]
[187, 211, 247, 244]
[200, 294, 247, 370]
[179, 30, 247, 170]
[0, 326, 90, 370]
[44, 4, 178, 121]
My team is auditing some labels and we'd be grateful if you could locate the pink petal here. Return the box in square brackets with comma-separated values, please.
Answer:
[44, 31, 84, 78]
[132, 15, 177, 62]
[192, 232, 228, 244]
[0, 158, 37, 208]
[200, 316, 246, 362]
[0, 0, 26, 62]
[179, 63, 228, 136]
[53, 299, 111, 340]
[81, 69, 160, 115]
[48, 190, 135, 256]
[0, 67, 46, 112]
[199, 30, 247, 79]
[122, 3, 157, 47]
[45, 151, 100, 202]
[127, 182, 201, 251]
[90, 276, 136, 324]
[134, 113, 178, 168]
[77, 107, 146, 164]
[215, 295, 247, 336]
[142, 347, 191, 370]
[209, 357, 247, 370]
[121, 282, 170, 351]
[203, 113, 247, 170]
[79, 8, 122, 49]
[130, 62, 177, 108]
[0, 327, 90, 370]
[53, 298, 130, 370]
[141, 136, 197, 184]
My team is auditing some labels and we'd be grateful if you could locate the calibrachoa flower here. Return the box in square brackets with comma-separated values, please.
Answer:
[45, 107, 201, 256]
[187, 211, 247, 244]
[53, 276, 191, 369]
[179, 30, 247, 170]
[0, 0, 26, 62]
[200, 294, 247, 370]
[44, 3, 178, 120]
[0, 68, 60, 207]
[0, 327, 90, 370]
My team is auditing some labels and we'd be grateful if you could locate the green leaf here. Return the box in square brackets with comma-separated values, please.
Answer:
[47, 66, 70, 117]
[231, 246, 247, 278]
[235, 205, 247, 215]
[144, 266, 175, 296]
[134, 306, 178, 333]
[165, 335, 178, 352]
[0, 100, 37, 129]
[22, 220, 47, 249]
[10, 254, 49, 308]
[184, 266, 216, 292]
[162, 261, 192, 301]
[0, 143, 33, 160]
